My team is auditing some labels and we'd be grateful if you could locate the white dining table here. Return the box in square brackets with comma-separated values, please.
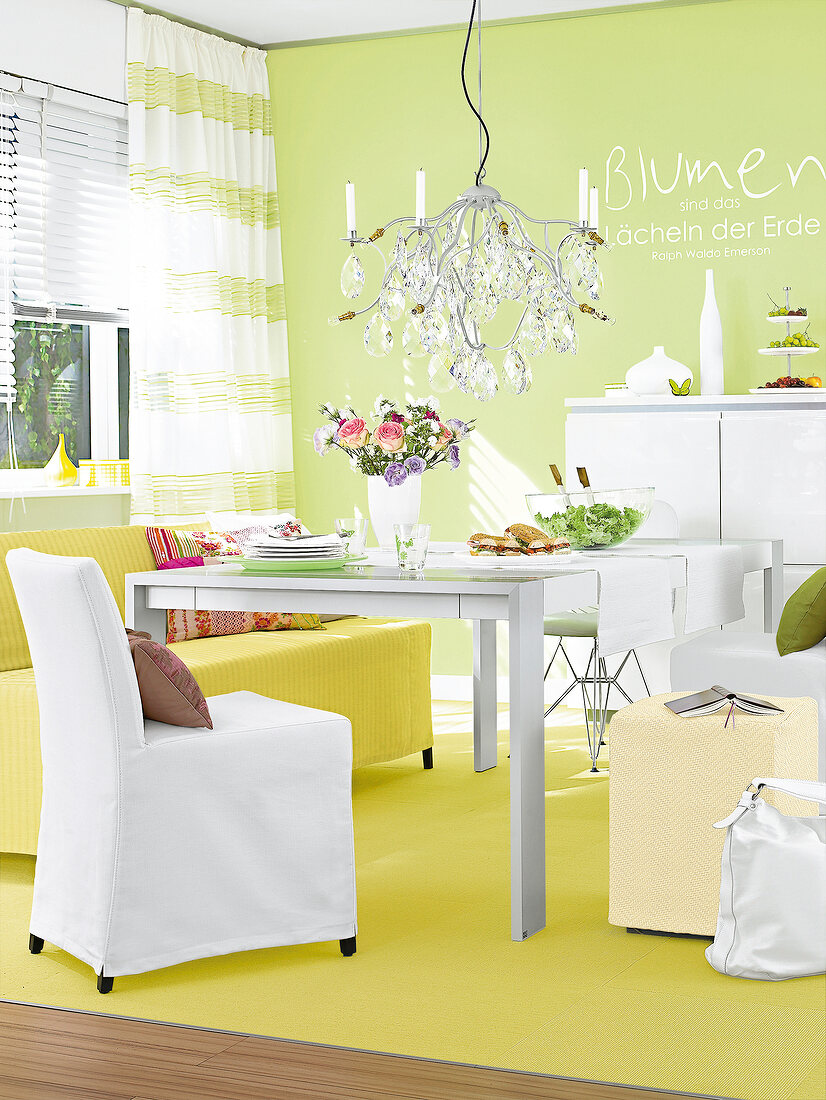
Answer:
[124, 535, 782, 943]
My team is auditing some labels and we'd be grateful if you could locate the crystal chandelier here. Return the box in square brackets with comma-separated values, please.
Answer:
[329, 0, 615, 402]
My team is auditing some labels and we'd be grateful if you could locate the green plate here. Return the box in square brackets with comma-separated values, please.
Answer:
[236, 554, 368, 573]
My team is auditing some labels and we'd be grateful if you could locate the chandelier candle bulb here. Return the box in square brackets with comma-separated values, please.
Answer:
[416, 169, 426, 224]
[589, 186, 599, 232]
[345, 182, 356, 235]
[579, 168, 589, 225]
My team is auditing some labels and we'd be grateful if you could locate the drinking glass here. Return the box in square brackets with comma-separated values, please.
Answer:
[394, 523, 430, 572]
[335, 517, 368, 556]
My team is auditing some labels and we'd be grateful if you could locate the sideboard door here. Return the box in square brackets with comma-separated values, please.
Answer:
[565, 412, 721, 538]
[721, 411, 826, 565]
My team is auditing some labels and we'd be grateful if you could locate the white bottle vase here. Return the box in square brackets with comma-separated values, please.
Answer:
[367, 474, 422, 550]
[625, 346, 692, 396]
[700, 268, 724, 394]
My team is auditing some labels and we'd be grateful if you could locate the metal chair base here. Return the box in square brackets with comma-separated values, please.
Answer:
[544, 638, 651, 770]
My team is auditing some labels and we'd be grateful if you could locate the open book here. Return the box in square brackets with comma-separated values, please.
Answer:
[666, 685, 784, 718]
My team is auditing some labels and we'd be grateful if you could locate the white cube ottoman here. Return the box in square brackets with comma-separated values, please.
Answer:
[608, 692, 819, 936]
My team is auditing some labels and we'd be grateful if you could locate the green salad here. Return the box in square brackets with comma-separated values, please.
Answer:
[533, 502, 646, 549]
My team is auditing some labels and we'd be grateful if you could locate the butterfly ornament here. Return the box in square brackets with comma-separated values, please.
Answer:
[669, 378, 691, 396]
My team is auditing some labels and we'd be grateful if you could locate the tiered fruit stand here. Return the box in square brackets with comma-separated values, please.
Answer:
[753, 285, 820, 391]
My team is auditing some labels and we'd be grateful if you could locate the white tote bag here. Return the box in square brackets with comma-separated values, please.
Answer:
[706, 777, 826, 981]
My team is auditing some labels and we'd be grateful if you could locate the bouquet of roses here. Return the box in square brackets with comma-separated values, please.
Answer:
[313, 395, 474, 486]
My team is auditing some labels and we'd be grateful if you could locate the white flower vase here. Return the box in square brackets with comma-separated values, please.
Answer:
[367, 475, 422, 550]
[625, 346, 692, 396]
[700, 268, 724, 394]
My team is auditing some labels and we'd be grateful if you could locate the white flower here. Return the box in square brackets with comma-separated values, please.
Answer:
[313, 424, 337, 456]
[321, 402, 338, 419]
[428, 435, 439, 449]
[425, 395, 441, 412]
[372, 394, 393, 419]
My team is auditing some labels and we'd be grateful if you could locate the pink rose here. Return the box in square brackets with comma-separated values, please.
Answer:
[337, 417, 369, 449]
[432, 422, 453, 450]
[375, 420, 405, 453]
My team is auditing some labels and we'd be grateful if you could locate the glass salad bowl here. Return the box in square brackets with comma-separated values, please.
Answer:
[525, 487, 655, 550]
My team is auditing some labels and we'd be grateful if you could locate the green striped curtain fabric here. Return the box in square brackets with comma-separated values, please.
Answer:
[127, 10, 294, 522]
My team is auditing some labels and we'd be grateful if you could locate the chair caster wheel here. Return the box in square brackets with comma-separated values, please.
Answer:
[339, 936, 356, 957]
[28, 934, 44, 954]
[97, 973, 114, 994]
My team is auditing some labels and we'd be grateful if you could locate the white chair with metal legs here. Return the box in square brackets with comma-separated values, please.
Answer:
[543, 501, 679, 772]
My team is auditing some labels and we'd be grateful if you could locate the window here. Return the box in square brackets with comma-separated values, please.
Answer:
[0, 73, 128, 472]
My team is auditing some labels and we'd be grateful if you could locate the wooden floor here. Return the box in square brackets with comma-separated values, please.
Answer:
[0, 1002, 723, 1100]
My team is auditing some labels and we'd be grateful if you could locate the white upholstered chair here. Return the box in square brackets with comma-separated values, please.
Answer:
[671, 633, 826, 784]
[7, 548, 357, 993]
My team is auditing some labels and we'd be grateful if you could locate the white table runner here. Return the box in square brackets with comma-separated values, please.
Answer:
[370, 541, 746, 657]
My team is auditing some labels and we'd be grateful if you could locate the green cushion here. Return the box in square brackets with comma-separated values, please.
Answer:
[776, 567, 826, 656]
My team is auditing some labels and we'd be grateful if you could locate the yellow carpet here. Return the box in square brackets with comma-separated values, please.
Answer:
[1, 702, 823, 1100]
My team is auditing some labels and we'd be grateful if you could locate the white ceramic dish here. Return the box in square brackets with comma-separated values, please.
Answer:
[758, 347, 818, 356]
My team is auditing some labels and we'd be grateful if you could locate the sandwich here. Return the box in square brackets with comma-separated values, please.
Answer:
[467, 533, 526, 556]
[505, 524, 572, 555]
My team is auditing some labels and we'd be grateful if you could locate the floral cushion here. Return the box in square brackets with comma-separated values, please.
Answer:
[145, 527, 322, 643]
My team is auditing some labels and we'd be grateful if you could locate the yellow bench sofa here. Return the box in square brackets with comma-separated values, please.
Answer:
[0, 525, 433, 855]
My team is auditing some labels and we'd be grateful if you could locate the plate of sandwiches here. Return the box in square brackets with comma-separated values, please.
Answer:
[462, 524, 574, 563]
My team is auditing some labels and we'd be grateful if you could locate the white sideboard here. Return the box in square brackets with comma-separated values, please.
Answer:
[565, 393, 826, 635]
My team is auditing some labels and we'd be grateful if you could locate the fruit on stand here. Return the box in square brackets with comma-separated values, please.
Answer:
[767, 331, 819, 349]
[762, 376, 820, 388]
[805, 376, 822, 388]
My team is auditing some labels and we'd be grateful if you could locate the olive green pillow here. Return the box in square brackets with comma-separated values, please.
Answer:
[776, 567, 826, 656]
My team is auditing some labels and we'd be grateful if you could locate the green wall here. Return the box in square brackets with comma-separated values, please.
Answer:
[268, 0, 826, 674]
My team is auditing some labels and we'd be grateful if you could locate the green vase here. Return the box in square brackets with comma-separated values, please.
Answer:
[43, 433, 78, 487]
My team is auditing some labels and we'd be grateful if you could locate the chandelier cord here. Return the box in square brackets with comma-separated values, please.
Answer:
[460, 0, 490, 186]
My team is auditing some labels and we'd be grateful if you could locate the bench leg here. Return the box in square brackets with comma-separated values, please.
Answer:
[422, 747, 433, 769]
[28, 934, 44, 954]
[339, 936, 357, 957]
[97, 972, 114, 994]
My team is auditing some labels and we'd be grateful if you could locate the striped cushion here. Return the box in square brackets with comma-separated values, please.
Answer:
[145, 527, 321, 643]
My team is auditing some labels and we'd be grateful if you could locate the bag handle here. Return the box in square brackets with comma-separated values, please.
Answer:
[713, 777, 826, 829]
[752, 777, 826, 805]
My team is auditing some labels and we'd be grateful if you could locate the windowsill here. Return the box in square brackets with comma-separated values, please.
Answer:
[0, 485, 131, 499]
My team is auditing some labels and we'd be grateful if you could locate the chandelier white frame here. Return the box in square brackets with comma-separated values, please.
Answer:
[329, 0, 615, 401]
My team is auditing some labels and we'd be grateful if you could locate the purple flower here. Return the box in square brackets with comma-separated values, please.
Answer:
[423, 409, 439, 420]
[404, 455, 426, 476]
[384, 462, 408, 487]
[446, 443, 461, 469]
[388, 411, 405, 424]
[446, 418, 469, 439]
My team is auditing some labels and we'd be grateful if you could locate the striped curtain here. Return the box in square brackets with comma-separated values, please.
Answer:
[126, 10, 294, 523]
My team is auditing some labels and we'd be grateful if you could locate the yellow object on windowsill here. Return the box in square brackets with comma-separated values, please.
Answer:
[78, 459, 131, 488]
[42, 434, 77, 488]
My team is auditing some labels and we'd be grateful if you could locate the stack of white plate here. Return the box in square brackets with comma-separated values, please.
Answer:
[242, 533, 345, 562]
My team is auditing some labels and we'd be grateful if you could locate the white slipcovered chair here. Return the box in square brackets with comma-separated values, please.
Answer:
[6, 548, 357, 993]
[671, 632, 826, 784]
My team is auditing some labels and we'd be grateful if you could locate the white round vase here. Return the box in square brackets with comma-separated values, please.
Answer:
[367, 474, 422, 550]
[625, 346, 693, 396]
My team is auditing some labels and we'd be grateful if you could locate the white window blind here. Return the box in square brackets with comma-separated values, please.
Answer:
[0, 73, 128, 327]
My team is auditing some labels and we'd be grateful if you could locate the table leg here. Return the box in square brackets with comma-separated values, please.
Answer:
[125, 581, 167, 640]
[473, 619, 498, 772]
[763, 540, 784, 633]
[508, 582, 546, 941]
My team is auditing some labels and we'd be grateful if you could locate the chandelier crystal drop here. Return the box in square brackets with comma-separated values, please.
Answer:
[329, 0, 616, 401]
